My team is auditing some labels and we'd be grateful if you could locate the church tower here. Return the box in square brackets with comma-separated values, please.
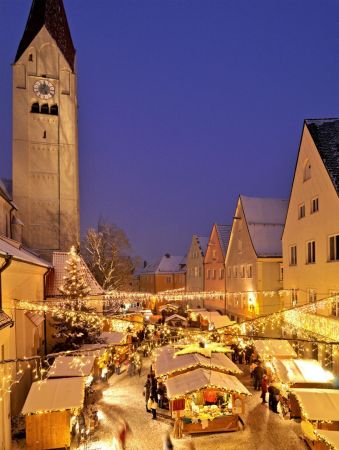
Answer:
[12, 0, 80, 260]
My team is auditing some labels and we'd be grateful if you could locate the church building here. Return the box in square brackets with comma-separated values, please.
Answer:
[12, 0, 80, 260]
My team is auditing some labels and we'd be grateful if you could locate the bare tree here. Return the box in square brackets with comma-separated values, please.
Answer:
[82, 221, 140, 291]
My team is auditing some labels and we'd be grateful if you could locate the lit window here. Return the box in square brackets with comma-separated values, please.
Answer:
[306, 240, 316, 264]
[311, 197, 319, 214]
[290, 246, 297, 266]
[298, 203, 305, 219]
[329, 234, 339, 261]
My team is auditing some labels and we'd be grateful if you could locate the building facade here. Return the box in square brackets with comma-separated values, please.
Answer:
[203, 224, 231, 312]
[186, 235, 208, 292]
[282, 119, 339, 373]
[12, 0, 80, 261]
[139, 255, 186, 294]
[226, 196, 287, 322]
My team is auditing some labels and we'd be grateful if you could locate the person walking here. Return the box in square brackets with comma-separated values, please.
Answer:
[150, 397, 158, 420]
[157, 381, 165, 409]
[253, 361, 265, 390]
[261, 374, 268, 404]
[144, 375, 151, 412]
[270, 383, 280, 413]
[117, 419, 131, 450]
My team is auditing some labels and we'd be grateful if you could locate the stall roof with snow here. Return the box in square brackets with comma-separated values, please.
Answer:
[47, 355, 95, 378]
[314, 430, 339, 450]
[290, 388, 339, 422]
[254, 339, 297, 359]
[199, 311, 234, 329]
[155, 346, 241, 378]
[272, 358, 334, 386]
[22, 378, 84, 414]
[165, 368, 250, 399]
[100, 331, 126, 345]
[165, 314, 187, 323]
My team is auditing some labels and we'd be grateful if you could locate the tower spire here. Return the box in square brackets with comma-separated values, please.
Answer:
[15, 0, 75, 70]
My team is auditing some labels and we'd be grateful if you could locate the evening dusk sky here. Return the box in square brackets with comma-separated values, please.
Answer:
[0, 0, 338, 261]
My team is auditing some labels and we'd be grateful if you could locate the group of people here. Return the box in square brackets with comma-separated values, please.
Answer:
[144, 372, 167, 419]
[250, 360, 280, 413]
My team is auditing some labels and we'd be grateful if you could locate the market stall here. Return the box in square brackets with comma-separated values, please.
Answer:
[290, 388, 339, 428]
[272, 358, 334, 388]
[155, 345, 241, 379]
[199, 311, 235, 330]
[253, 339, 297, 361]
[22, 377, 85, 450]
[314, 430, 339, 450]
[165, 314, 188, 327]
[47, 355, 95, 383]
[165, 368, 250, 435]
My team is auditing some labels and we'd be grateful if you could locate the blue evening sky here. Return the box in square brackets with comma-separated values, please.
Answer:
[0, 0, 338, 260]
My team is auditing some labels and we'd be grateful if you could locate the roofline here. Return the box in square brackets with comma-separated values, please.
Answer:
[239, 195, 259, 258]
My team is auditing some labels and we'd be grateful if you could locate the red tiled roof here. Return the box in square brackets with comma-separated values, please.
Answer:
[46, 252, 104, 297]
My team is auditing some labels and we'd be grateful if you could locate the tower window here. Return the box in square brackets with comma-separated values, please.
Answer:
[43, 131, 47, 139]
[41, 104, 49, 114]
[303, 159, 312, 181]
[50, 104, 58, 115]
[31, 102, 39, 113]
[29, 54, 33, 62]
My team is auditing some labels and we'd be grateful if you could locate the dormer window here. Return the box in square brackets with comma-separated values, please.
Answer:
[303, 159, 312, 181]
[28, 54, 33, 62]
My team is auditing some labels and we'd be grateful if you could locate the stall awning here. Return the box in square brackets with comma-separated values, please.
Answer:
[0, 310, 13, 330]
[199, 311, 235, 329]
[100, 331, 126, 345]
[47, 355, 95, 378]
[165, 368, 250, 399]
[155, 346, 241, 378]
[272, 358, 334, 385]
[290, 388, 339, 422]
[22, 378, 84, 414]
[315, 430, 339, 449]
[254, 339, 297, 359]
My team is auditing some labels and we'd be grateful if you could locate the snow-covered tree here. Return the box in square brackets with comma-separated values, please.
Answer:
[52, 246, 102, 352]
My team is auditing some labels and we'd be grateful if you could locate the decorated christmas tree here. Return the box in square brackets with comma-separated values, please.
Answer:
[52, 246, 102, 352]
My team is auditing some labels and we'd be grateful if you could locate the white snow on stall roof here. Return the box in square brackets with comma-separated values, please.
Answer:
[47, 355, 95, 378]
[315, 430, 339, 449]
[291, 388, 339, 422]
[22, 378, 84, 414]
[272, 358, 334, 385]
[165, 368, 250, 399]
[240, 196, 288, 257]
[254, 340, 297, 359]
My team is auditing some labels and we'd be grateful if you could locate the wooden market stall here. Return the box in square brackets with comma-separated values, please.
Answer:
[313, 430, 339, 450]
[165, 368, 250, 435]
[198, 311, 235, 331]
[165, 314, 188, 328]
[253, 339, 297, 361]
[155, 345, 242, 379]
[289, 388, 339, 428]
[47, 355, 95, 381]
[22, 377, 84, 450]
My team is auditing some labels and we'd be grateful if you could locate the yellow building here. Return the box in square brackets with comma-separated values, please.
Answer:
[282, 119, 339, 373]
[12, 0, 80, 261]
[139, 254, 186, 294]
[0, 236, 50, 450]
[225, 196, 287, 322]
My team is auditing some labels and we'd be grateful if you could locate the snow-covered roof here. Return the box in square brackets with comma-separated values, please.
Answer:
[22, 378, 84, 414]
[254, 339, 297, 359]
[199, 311, 234, 329]
[272, 358, 334, 385]
[100, 331, 126, 345]
[47, 355, 95, 378]
[46, 252, 104, 297]
[155, 346, 241, 378]
[140, 254, 186, 275]
[240, 196, 288, 257]
[305, 119, 339, 194]
[314, 430, 339, 450]
[0, 235, 50, 268]
[165, 314, 187, 323]
[165, 368, 250, 399]
[290, 388, 339, 422]
[215, 224, 232, 257]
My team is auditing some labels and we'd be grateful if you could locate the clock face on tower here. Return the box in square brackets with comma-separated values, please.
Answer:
[33, 80, 55, 99]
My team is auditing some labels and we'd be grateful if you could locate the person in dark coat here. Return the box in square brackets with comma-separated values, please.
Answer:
[151, 374, 158, 399]
[144, 375, 151, 412]
[253, 361, 265, 390]
[245, 346, 254, 364]
[261, 374, 268, 403]
[268, 383, 280, 413]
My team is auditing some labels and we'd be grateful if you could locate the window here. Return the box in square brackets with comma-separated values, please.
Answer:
[306, 241, 316, 264]
[247, 265, 252, 278]
[279, 264, 283, 282]
[31, 102, 39, 113]
[303, 159, 312, 181]
[41, 104, 49, 114]
[329, 234, 339, 261]
[298, 203, 305, 219]
[194, 267, 198, 277]
[240, 266, 245, 278]
[290, 245, 297, 266]
[212, 249, 217, 260]
[291, 289, 298, 307]
[233, 266, 237, 278]
[311, 197, 319, 214]
[50, 104, 58, 115]
[207, 269, 211, 280]
[198, 267, 202, 277]
[227, 267, 232, 278]
[212, 269, 216, 280]
[28, 53, 33, 62]
[219, 268, 224, 280]
[166, 276, 172, 284]
[43, 131, 47, 139]
[308, 289, 317, 303]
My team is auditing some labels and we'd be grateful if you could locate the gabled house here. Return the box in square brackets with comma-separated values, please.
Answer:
[225, 196, 288, 322]
[203, 224, 231, 311]
[186, 235, 209, 292]
[139, 254, 186, 293]
[282, 119, 339, 373]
